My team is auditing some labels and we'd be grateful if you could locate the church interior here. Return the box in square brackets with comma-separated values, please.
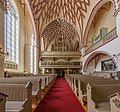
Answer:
[0, 0, 120, 112]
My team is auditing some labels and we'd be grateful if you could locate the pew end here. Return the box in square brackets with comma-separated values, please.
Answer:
[87, 84, 96, 112]
[0, 81, 33, 112]
[0, 92, 8, 112]
[109, 92, 120, 112]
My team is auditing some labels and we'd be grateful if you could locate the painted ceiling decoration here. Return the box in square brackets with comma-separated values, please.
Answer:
[28, 0, 90, 42]
[42, 18, 79, 42]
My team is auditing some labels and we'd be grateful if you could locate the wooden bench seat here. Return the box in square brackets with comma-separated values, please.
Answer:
[66, 74, 118, 96]
[0, 76, 46, 104]
[4, 71, 30, 78]
[93, 72, 117, 78]
[0, 82, 32, 112]
[79, 79, 120, 107]
[6, 101, 24, 112]
[65, 74, 120, 112]
[95, 102, 110, 112]
[87, 84, 120, 112]
[109, 92, 120, 112]
[0, 75, 56, 104]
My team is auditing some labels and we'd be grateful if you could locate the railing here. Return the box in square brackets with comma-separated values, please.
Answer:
[40, 61, 82, 67]
[40, 51, 81, 57]
[85, 27, 117, 55]
[4, 61, 18, 70]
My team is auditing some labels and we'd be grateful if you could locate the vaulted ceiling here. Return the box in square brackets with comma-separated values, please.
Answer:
[27, 0, 90, 48]
[42, 18, 80, 50]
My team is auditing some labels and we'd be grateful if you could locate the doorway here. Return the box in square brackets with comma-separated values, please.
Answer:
[55, 69, 66, 77]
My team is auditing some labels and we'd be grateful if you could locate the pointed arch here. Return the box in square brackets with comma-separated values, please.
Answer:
[82, 0, 116, 46]
[83, 51, 118, 72]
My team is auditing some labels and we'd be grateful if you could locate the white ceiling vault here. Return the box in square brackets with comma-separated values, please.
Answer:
[26, 0, 90, 49]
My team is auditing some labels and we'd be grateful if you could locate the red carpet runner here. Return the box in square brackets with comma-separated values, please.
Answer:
[34, 77, 85, 112]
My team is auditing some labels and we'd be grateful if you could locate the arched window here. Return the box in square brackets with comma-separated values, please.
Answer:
[4, 0, 19, 64]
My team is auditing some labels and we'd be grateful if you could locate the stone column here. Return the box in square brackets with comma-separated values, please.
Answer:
[25, 44, 32, 73]
[24, 10, 39, 74]
[24, 13, 34, 73]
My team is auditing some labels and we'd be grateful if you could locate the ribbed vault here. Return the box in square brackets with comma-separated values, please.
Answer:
[42, 18, 80, 51]
[28, 0, 90, 42]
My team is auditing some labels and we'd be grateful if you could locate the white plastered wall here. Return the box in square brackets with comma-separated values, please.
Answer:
[82, 0, 117, 43]
[81, 1, 120, 73]
[86, 59, 95, 74]
[86, 55, 112, 74]
[82, 36, 120, 72]
[86, 3, 116, 49]
[94, 3, 115, 35]
[115, 10, 120, 71]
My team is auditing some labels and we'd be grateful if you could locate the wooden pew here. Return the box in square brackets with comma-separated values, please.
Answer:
[66, 74, 113, 94]
[4, 71, 30, 78]
[0, 82, 32, 112]
[109, 92, 120, 112]
[0, 76, 46, 104]
[4, 71, 57, 95]
[93, 72, 117, 78]
[66, 73, 118, 94]
[65, 74, 120, 107]
[0, 75, 57, 104]
[40, 75, 57, 99]
[0, 92, 7, 112]
[77, 77, 118, 94]
[87, 84, 120, 112]
[4, 71, 55, 78]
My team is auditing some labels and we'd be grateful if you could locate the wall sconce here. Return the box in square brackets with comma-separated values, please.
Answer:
[0, 45, 9, 57]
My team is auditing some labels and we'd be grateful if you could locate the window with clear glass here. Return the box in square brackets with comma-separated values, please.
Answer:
[30, 36, 37, 73]
[4, 1, 19, 64]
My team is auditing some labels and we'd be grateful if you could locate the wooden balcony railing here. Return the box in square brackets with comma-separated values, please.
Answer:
[40, 51, 81, 57]
[85, 27, 117, 55]
[39, 61, 82, 67]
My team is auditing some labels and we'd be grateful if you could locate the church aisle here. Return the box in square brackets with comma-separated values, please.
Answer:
[34, 77, 85, 112]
